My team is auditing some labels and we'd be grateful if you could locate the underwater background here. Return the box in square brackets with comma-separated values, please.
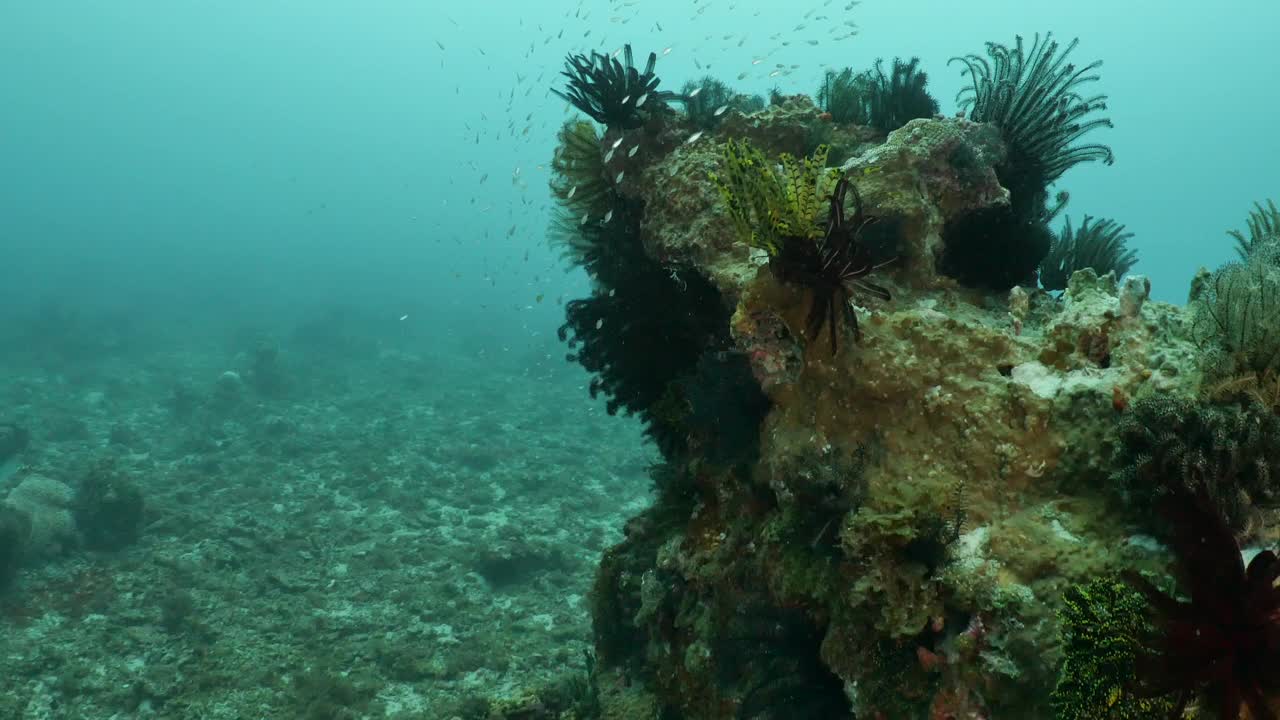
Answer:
[2, 1, 1280, 718]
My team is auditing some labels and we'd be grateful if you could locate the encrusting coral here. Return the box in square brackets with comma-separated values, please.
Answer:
[537, 32, 1278, 720]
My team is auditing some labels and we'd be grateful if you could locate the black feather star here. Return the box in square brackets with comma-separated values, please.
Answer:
[951, 33, 1114, 192]
[1039, 214, 1138, 291]
[552, 44, 675, 130]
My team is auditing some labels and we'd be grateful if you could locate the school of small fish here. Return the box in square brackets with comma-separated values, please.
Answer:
[430, 0, 863, 316]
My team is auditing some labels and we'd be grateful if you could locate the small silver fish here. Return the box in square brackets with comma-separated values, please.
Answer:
[662, 47, 672, 56]
[604, 148, 616, 163]
[614, 170, 625, 183]
[611, 137, 624, 150]
[635, 93, 648, 107]
[567, 185, 577, 199]
[580, 213, 590, 225]
[627, 145, 639, 157]
[714, 104, 729, 117]
[621, 94, 631, 105]
[603, 209, 614, 223]
[689, 87, 703, 98]
[685, 130, 705, 144]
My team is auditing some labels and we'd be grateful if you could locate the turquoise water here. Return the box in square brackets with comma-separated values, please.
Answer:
[3, 2, 1280, 718]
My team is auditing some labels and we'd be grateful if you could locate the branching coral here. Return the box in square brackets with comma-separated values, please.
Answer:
[1228, 198, 1280, 260]
[712, 139, 891, 353]
[1123, 485, 1280, 720]
[552, 44, 676, 130]
[1039, 215, 1138, 292]
[1051, 577, 1177, 720]
[942, 34, 1113, 290]
[679, 76, 764, 130]
[818, 59, 938, 134]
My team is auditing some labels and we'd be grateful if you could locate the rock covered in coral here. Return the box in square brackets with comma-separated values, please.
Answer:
[550, 62, 1229, 719]
[839, 117, 1007, 284]
[3, 474, 76, 559]
[629, 98, 832, 298]
[632, 113, 1015, 304]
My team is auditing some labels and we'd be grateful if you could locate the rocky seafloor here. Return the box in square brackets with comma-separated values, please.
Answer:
[0, 330, 654, 719]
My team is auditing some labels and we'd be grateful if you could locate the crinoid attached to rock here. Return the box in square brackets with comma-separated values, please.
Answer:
[942, 33, 1114, 290]
[1039, 214, 1138, 291]
[552, 44, 676, 131]
[1123, 484, 1280, 720]
[679, 76, 764, 130]
[1228, 198, 1280, 260]
[818, 58, 939, 135]
[1191, 242, 1280, 379]
[712, 139, 892, 355]
[772, 177, 892, 355]
[817, 67, 871, 125]
[951, 33, 1114, 194]
[1112, 392, 1280, 538]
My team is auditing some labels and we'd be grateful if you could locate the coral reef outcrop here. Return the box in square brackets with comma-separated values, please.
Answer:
[545, 49, 1271, 719]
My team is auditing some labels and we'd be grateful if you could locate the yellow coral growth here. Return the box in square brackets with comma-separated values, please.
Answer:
[710, 139, 838, 256]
